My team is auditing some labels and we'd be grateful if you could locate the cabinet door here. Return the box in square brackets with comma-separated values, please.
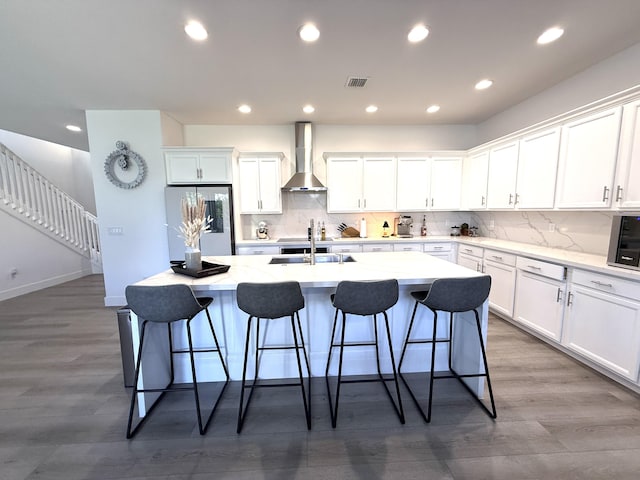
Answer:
[396, 157, 430, 211]
[238, 158, 261, 213]
[556, 107, 622, 208]
[514, 271, 565, 341]
[457, 253, 481, 272]
[363, 157, 396, 211]
[564, 284, 640, 380]
[430, 157, 462, 210]
[516, 128, 561, 209]
[256, 157, 282, 213]
[199, 152, 232, 183]
[483, 260, 516, 317]
[327, 157, 363, 212]
[462, 152, 489, 209]
[486, 142, 519, 209]
[614, 100, 640, 209]
[165, 152, 200, 184]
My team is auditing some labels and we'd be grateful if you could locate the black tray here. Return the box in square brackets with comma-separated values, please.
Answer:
[171, 261, 230, 278]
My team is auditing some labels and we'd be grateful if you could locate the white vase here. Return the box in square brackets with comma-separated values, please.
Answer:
[185, 247, 201, 270]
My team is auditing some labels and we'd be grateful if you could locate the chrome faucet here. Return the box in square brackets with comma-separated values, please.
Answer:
[309, 219, 316, 265]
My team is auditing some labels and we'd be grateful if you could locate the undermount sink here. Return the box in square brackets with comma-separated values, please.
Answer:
[269, 254, 356, 265]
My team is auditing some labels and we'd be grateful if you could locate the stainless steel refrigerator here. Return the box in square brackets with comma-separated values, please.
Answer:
[165, 185, 235, 260]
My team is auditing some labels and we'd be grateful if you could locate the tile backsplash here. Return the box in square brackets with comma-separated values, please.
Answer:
[239, 193, 614, 256]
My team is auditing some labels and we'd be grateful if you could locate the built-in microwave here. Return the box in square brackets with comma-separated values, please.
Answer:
[607, 213, 640, 270]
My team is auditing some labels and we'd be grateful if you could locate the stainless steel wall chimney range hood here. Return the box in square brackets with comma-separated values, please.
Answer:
[282, 122, 327, 192]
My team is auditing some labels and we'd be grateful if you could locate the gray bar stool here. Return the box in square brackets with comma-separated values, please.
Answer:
[325, 279, 405, 428]
[124, 284, 229, 438]
[236, 281, 311, 433]
[398, 275, 497, 422]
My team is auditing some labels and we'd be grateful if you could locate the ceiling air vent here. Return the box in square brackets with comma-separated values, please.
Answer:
[345, 76, 369, 88]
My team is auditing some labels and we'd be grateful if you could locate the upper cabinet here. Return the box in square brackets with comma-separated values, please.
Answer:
[516, 127, 561, 209]
[486, 142, 519, 209]
[237, 154, 282, 214]
[462, 151, 489, 210]
[555, 106, 622, 209]
[164, 148, 233, 184]
[396, 156, 461, 211]
[613, 100, 640, 209]
[326, 156, 396, 212]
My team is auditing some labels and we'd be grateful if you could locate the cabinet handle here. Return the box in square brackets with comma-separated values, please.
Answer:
[515, 193, 520, 205]
[567, 291, 574, 306]
[508, 193, 513, 205]
[425, 199, 429, 207]
[480, 264, 485, 273]
[373, 247, 382, 252]
[431, 198, 434, 207]
[464, 248, 473, 253]
[358, 199, 361, 208]
[492, 255, 503, 260]
[590, 280, 613, 288]
[527, 265, 542, 270]
[254, 250, 264, 255]
[364, 199, 367, 208]
[481, 195, 486, 206]
[434, 246, 443, 250]
[602, 186, 609, 202]
[616, 185, 623, 202]
[556, 287, 563, 303]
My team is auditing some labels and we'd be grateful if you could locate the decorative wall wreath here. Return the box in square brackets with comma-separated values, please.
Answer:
[104, 141, 147, 189]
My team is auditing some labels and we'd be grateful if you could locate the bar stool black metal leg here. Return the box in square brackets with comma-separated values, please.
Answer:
[185, 318, 205, 434]
[326, 310, 347, 428]
[237, 316, 255, 433]
[426, 311, 439, 423]
[290, 313, 311, 429]
[473, 310, 497, 418]
[381, 311, 405, 424]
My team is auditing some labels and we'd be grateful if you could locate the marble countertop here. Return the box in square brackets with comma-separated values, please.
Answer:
[236, 235, 640, 282]
[136, 251, 481, 291]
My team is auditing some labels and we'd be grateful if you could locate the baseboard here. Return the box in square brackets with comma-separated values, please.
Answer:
[0, 269, 92, 301]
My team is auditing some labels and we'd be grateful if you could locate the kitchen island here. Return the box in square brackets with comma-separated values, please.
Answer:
[130, 251, 489, 411]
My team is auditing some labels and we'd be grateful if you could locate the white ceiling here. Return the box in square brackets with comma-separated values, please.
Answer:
[2, 0, 640, 151]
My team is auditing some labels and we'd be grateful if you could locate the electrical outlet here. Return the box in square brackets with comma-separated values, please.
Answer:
[108, 226, 124, 235]
[549, 223, 556, 232]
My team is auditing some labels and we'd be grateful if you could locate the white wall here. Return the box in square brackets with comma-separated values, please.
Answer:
[86, 110, 169, 306]
[477, 42, 640, 144]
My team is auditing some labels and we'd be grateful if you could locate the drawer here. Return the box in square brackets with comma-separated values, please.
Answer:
[423, 242, 452, 253]
[572, 269, 640, 300]
[484, 249, 517, 266]
[332, 244, 363, 253]
[236, 246, 280, 255]
[393, 243, 423, 252]
[362, 243, 392, 253]
[516, 256, 566, 281]
[458, 244, 483, 258]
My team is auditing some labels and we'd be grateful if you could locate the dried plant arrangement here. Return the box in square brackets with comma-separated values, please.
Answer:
[177, 193, 211, 249]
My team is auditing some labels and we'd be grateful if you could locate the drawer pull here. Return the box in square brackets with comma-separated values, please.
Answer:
[464, 248, 473, 253]
[616, 185, 623, 202]
[527, 265, 542, 270]
[567, 291, 574, 306]
[403, 247, 412, 251]
[433, 246, 443, 250]
[556, 287, 562, 303]
[602, 185, 609, 202]
[492, 255, 503, 260]
[590, 280, 613, 288]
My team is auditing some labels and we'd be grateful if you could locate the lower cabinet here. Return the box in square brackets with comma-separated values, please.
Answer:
[457, 244, 483, 272]
[483, 250, 516, 318]
[563, 269, 640, 381]
[424, 242, 455, 262]
[513, 258, 567, 341]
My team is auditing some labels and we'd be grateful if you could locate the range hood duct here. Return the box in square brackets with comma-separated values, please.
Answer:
[282, 122, 327, 192]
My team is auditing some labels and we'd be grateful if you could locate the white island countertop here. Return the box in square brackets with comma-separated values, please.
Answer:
[137, 251, 482, 291]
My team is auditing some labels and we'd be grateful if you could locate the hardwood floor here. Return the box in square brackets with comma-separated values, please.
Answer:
[1, 274, 640, 479]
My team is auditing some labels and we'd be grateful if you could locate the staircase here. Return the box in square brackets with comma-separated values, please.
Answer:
[0, 142, 101, 269]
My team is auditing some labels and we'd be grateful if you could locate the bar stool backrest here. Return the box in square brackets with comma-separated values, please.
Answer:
[422, 276, 491, 313]
[125, 284, 204, 323]
[237, 281, 304, 319]
[333, 279, 399, 315]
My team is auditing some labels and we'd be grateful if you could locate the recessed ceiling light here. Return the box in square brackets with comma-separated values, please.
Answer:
[365, 105, 378, 113]
[184, 21, 208, 41]
[298, 23, 320, 42]
[238, 104, 252, 114]
[475, 79, 493, 90]
[426, 105, 440, 114]
[303, 105, 315, 114]
[408, 24, 429, 43]
[65, 125, 82, 132]
[537, 26, 564, 45]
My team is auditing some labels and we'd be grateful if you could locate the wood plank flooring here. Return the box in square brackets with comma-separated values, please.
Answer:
[1, 275, 640, 479]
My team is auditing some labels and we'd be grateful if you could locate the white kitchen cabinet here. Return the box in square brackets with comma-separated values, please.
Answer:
[555, 107, 622, 209]
[164, 148, 233, 184]
[238, 154, 282, 214]
[516, 127, 561, 209]
[486, 142, 519, 209]
[362, 243, 392, 253]
[482, 249, 517, 317]
[563, 269, 640, 381]
[396, 156, 462, 211]
[514, 257, 567, 341]
[462, 152, 489, 210]
[424, 242, 455, 262]
[613, 99, 640, 209]
[236, 246, 280, 255]
[326, 156, 396, 212]
[457, 244, 483, 272]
